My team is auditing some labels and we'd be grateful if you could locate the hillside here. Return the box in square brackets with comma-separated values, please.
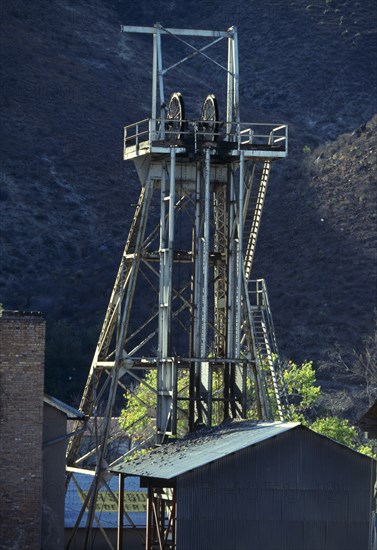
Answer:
[256, 117, 377, 419]
[0, 0, 376, 418]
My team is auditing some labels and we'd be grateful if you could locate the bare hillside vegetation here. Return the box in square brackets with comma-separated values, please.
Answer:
[0, 0, 376, 418]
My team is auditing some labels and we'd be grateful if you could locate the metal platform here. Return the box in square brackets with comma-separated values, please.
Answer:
[123, 118, 288, 161]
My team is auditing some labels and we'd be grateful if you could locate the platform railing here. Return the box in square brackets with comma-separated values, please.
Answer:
[123, 119, 288, 156]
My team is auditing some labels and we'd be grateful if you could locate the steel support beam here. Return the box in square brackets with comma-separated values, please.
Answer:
[117, 474, 124, 550]
[157, 150, 176, 441]
[199, 148, 212, 426]
[121, 25, 229, 38]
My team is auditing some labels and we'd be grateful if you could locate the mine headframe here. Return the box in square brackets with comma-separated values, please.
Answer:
[65, 25, 289, 550]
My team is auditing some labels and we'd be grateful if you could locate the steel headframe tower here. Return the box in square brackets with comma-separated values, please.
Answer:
[66, 24, 289, 549]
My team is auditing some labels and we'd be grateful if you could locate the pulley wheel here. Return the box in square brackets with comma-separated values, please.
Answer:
[200, 94, 219, 141]
[166, 92, 185, 140]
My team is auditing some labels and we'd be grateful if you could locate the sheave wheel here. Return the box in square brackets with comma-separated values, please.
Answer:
[166, 92, 185, 140]
[200, 94, 219, 141]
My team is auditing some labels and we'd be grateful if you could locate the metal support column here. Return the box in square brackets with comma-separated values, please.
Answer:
[117, 474, 124, 550]
[157, 150, 176, 441]
[236, 152, 245, 358]
[156, 24, 165, 136]
[226, 31, 234, 137]
[200, 148, 212, 426]
[151, 32, 157, 135]
[232, 27, 240, 127]
[189, 161, 204, 428]
[231, 151, 246, 417]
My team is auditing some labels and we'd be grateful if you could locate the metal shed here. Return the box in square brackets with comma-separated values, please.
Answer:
[111, 421, 375, 550]
[358, 400, 377, 439]
[43, 396, 84, 550]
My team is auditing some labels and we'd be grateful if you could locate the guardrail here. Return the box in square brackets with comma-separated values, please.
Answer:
[249, 278, 270, 309]
[123, 119, 288, 155]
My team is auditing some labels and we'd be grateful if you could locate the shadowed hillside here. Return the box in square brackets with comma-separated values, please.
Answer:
[0, 0, 376, 417]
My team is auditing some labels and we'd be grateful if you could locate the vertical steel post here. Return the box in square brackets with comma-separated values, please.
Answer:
[156, 24, 165, 138]
[213, 180, 227, 358]
[194, 163, 203, 360]
[146, 486, 153, 550]
[201, 148, 212, 425]
[190, 162, 203, 425]
[232, 27, 240, 127]
[157, 149, 176, 440]
[158, 161, 167, 360]
[233, 151, 246, 417]
[117, 474, 124, 550]
[226, 166, 236, 359]
[236, 152, 245, 358]
[171, 487, 177, 548]
[151, 32, 157, 136]
[201, 149, 211, 358]
[226, 31, 234, 137]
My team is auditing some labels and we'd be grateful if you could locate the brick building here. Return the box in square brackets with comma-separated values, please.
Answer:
[0, 311, 84, 550]
[0, 311, 46, 549]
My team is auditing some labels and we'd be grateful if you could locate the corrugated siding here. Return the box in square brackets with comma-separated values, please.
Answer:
[177, 427, 374, 550]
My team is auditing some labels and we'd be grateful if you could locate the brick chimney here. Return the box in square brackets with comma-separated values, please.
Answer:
[0, 311, 46, 549]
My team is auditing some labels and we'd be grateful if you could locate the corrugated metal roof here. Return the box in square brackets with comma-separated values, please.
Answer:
[357, 399, 377, 438]
[44, 394, 84, 419]
[110, 421, 299, 479]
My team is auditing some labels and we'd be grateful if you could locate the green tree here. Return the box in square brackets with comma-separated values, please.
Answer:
[311, 417, 376, 457]
[283, 360, 321, 422]
[358, 444, 376, 458]
[120, 359, 375, 458]
[311, 417, 358, 447]
[119, 370, 158, 439]
[119, 370, 189, 441]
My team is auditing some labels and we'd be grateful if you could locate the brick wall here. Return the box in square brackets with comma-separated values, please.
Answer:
[0, 311, 46, 550]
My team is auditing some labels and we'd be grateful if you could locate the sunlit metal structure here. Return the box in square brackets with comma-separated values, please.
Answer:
[66, 24, 289, 549]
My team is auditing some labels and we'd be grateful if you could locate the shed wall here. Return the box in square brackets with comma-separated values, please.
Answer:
[177, 426, 373, 550]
